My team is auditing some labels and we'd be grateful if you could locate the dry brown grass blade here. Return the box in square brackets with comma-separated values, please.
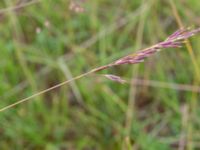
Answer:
[168, 1, 200, 150]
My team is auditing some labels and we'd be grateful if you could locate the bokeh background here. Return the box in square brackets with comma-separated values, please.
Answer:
[1, 0, 200, 149]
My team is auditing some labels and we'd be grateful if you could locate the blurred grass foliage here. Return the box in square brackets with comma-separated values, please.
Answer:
[1, 0, 200, 149]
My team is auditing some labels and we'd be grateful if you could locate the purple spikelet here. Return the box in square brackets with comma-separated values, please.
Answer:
[104, 74, 126, 84]
[112, 28, 200, 66]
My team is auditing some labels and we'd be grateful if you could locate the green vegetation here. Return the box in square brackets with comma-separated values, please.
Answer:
[1, 0, 200, 149]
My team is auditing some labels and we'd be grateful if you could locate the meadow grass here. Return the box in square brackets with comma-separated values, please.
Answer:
[1, 0, 200, 149]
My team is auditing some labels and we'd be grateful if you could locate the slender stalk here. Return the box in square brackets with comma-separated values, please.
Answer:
[169, 2, 199, 150]
[0, 69, 94, 112]
[0, 64, 112, 112]
[0, 28, 200, 112]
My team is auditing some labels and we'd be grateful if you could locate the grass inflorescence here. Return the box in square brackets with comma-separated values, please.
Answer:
[1, 27, 200, 112]
[1, 0, 200, 149]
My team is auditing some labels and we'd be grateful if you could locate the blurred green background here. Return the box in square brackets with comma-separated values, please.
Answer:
[1, 0, 200, 149]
